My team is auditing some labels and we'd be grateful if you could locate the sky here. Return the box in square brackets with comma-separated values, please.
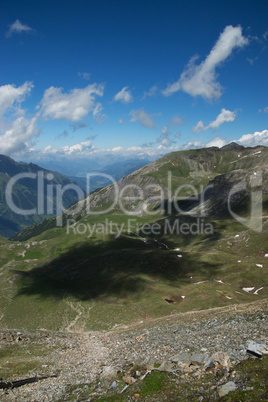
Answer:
[0, 0, 267, 168]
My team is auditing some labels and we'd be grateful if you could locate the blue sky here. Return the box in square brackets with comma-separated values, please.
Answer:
[0, 0, 267, 166]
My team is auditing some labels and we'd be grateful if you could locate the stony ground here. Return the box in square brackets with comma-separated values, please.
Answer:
[0, 299, 267, 401]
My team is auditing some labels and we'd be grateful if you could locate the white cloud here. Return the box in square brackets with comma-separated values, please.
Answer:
[0, 116, 39, 155]
[206, 137, 227, 148]
[163, 25, 249, 100]
[114, 86, 133, 104]
[0, 82, 33, 117]
[237, 129, 268, 147]
[41, 140, 94, 157]
[182, 141, 203, 150]
[129, 109, 155, 129]
[14, 128, 268, 163]
[192, 120, 206, 134]
[6, 19, 34, 37]
[40, 84, 104, 122]
[142, 85, 158, 100]
[183, 130, 268, 150]
[192, 108, 236, 133]
[209, 109, 236, 129]
[62, 140, 93, 155]
[182, 136, 227, 150]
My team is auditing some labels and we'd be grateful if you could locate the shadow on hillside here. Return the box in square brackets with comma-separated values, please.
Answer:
[15, 235, 222, 301]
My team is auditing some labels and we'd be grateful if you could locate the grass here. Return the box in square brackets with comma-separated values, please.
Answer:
[60, 356, 268, 401]
[0, 202, 267, 331]
[0, 343, 52, 381]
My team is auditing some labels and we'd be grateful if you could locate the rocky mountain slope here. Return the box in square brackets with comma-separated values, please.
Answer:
[0, 300, 267, 401]
[12, 143, 268, 241]
[0, 154, 83, 238]
[0, 145, 267, 400]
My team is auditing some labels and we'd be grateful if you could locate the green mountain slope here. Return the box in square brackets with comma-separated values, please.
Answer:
[12, 143, 268, 241]
[0, 144, 267, 331]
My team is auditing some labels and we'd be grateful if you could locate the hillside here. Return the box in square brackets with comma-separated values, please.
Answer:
[12, 143, 268, 241]
[0, 144, 266, 332]
[0, 155, 83, 238]
[0, 144, 267, 399]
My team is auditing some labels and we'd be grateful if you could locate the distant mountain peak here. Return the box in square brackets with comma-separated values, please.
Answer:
[221, 142, 245, 151]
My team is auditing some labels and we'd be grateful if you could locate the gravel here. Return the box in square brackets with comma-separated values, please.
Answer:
[0, 301, 267, 401]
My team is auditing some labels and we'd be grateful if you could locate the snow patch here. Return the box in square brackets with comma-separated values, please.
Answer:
[254, 287, 264, 295]
[242, 287, 255, 293]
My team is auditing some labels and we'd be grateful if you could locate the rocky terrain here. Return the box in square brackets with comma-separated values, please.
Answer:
[0, 300, 267, 401]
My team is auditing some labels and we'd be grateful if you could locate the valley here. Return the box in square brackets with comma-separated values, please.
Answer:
[0, 144, 267, 400]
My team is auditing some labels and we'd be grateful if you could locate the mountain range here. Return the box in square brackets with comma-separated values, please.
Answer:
[0, 143, 267, 334]
[0, 155, 82, 238]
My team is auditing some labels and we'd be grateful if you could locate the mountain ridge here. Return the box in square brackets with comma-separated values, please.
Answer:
[0, 154, 84, 238]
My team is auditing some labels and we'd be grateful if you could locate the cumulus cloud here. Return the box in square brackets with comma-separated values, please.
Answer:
[163, 25, 249, 100]
[237, 129, 268, 147]
[114, 86, 133, 104]
[6, 19, 34, 37]
[192, 121, 206, 134]
[182, 136, 227, 150]
[129, 109, 156, 128]
[183, 130, 268, 150]
[39, 84, 104, 122]
[192, 108, 236, 133]
[0, 82, 33, 117]
[0, 116, 39, 155]
[42, 140, 94, 156]
[206, 137, 227, 148]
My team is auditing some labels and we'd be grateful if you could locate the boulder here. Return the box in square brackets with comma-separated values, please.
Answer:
[246, 341, 268, 358]
[190, 353, 209, 365]
[218, 381, 237, 397]
[204, 352, 231, 370]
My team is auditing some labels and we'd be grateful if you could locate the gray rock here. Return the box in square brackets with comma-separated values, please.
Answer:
[190, 353, 208, 365]
[218, 381, 237, 397]
[247, 341, 268, 357]
[171, 353, 192, 366]
[157, 361, 175, 372]
[204, 352, 231, 370]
